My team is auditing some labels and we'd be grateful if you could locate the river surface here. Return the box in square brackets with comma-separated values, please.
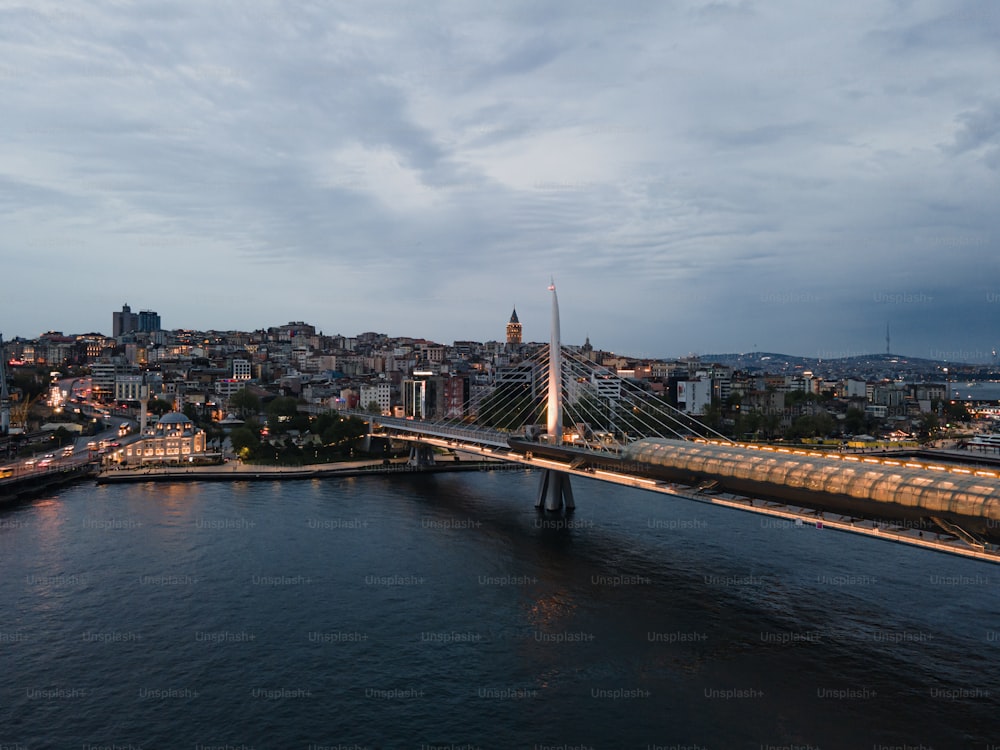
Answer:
[1, 469, 998, 749]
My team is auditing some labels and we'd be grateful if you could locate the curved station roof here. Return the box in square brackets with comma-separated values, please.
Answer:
[623, 438, 1000, 534]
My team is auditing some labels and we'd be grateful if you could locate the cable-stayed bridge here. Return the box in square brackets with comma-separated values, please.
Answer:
[350, 284, 1000, 564]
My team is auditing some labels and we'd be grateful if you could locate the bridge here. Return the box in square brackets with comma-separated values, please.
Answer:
[352, 283, 1000, 564]
[0, 457, 98, 505]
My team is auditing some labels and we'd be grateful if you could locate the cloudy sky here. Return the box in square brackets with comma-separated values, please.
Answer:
[2, 0, 999, 360]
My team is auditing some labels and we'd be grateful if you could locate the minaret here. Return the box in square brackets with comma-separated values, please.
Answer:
[139, 375, 150, 434]
[886, 322, 891, 356]
[536, 279, 574, 512]
[0, 333, 10, 435]
[506, 307, 522, 346]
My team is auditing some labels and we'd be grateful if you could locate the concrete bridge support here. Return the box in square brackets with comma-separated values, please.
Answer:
[408, 443, 436, 468]
[536, 469, 575, 512]
[361, 420, 373, 454]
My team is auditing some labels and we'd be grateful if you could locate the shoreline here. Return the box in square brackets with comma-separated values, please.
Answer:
[96, 457, 516, 484]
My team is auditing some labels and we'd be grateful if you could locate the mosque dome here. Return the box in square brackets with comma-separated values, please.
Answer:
[154, 411, 195, 436]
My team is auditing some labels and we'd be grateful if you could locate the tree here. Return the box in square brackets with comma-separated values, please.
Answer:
[787, 412, 836, 440]
[700, 398, 724, 433]
[477, 384, 541, 430]
[320, 415, 367, 448]
[784, 390, 817, 408]
[148, 398, 174, 417]
[229, 389, 261, 418]
[266, 396, 301, 434]
[935, 399, 971, 424]
[915, 412, 940, 443]
[230, 425, 260, 456]
[844, 407, 866, 435]
[762, 413, 782, 440]
[738, 410, 763, 441]
[10, 368, 47, 402]
[365, 400, 382, 415]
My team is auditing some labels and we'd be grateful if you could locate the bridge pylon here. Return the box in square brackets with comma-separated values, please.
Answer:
[537, 280, 573, 512]
[408, 443, 436, 468]
[536, 468, 575, 512]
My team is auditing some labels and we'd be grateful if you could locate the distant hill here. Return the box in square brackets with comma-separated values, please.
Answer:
[695, 351, 998, 377]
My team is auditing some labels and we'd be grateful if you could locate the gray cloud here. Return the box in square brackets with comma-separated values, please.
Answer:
[0, 0, 998, 359]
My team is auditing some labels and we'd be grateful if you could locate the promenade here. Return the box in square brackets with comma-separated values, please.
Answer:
[96, 456, 510, 484]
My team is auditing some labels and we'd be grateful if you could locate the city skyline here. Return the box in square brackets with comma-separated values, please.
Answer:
[2, 301, 997, 366]
[2, 2, 998, 359]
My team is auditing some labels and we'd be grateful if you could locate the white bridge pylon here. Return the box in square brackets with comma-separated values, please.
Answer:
[535, 280, 575, 513]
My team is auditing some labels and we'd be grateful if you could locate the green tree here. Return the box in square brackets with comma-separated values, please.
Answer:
[784, 390, 817, 408]
[738, 410, 763, 441]
[935, 400, 971, 424]
[148, 398, 174, 417]
[762, 413, 782, 440]
[230, 425, 260, 456]
[320, 415, 367, 448]
[266, 396, 301, 434]
[844, 407, 866, 435]
[10, 368, 47, 402]
[478, 384, 541, 430]
[915, 412, 940, 443]
[229, 389, 261, 418]
[787, 412, 836, 440]
[700, 398, 724, 433]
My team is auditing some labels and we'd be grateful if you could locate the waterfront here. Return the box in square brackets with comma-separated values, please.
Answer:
[953, 380, 1000, 402]
[1, 470, 998, 748]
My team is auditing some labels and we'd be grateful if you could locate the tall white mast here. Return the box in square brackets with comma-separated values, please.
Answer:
[536, 279, 574, 512]
[546, 279, 562, 440]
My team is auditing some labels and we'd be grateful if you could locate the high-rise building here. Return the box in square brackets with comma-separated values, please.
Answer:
[139, 310, 161, 333]
[506, 308, 522, 346]
[402, 374, 443, 419]
[113, 304, 139, 338]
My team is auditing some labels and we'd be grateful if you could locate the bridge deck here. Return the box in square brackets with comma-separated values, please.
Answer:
[374, 425, 1000, 564]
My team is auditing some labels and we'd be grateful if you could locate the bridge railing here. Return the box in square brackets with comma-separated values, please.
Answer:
[345, 412, 515, 449]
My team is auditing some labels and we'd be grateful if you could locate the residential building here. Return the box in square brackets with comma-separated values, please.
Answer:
[359, 381, 392, 415]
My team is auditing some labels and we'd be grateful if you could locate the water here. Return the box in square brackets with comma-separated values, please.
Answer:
[2, 469, 998, 748]
[953, 380, 1000, 401]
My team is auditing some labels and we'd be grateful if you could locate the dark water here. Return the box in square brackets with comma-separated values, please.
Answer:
[953, 381, 1000, 401]
[1, 469, 998, 749]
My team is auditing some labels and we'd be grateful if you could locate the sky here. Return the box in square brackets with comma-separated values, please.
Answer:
[1, 0, 999, 361]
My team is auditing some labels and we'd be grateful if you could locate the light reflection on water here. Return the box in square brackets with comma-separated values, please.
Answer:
[0, 470, 997, 748]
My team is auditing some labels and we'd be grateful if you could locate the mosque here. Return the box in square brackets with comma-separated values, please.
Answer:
[115, 410, 207, 466]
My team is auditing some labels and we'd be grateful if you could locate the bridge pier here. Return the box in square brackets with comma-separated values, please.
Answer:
[536, 469, 575, 513]
[361, 420, 373, 453]
[408, 443, 436, 468]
